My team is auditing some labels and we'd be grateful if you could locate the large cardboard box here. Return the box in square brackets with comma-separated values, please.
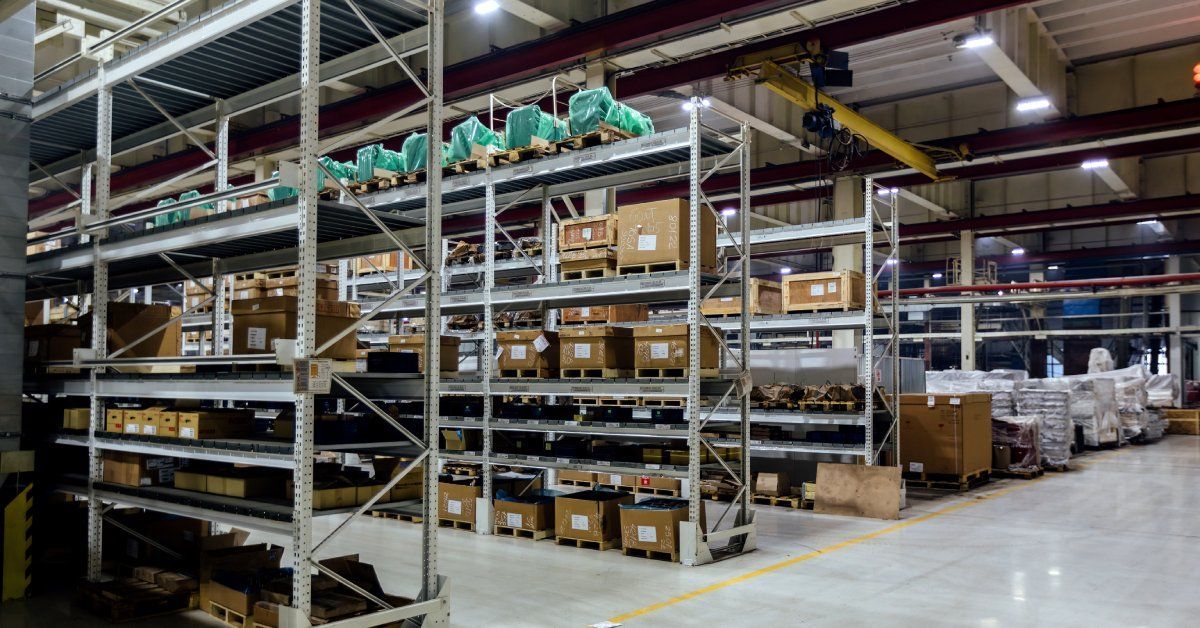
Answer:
[198, 541, 283, 612]
[106, 408, 126, 433]
[439, 481, 481, 524]
[262, 276, 339, 300]
[102, 452, 177, 487]
[554, 490, 634, 543]
[560, 304, 648, 324]
[231, 296, 360, 360]
[755, 472, 790, 497]
[373, 456, 425, 501]
[80, 302, 181, 360]
[177, 409, 254, 439]
[63, 407, 90, 430]
[173, 470, 208, 492]
[559, 326, 633, 372]
[496, 330, 558, 373]
[900, 393, 993, 477]
[632, 324, 719, 374]
[615, 198, 717, 269]
[619, 498, 696, 559]
[493, 496, 554, 533]
[386, 334, 461, 374]
[24, 324, 82, 363]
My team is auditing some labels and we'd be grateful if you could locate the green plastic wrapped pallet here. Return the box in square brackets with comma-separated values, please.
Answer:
[355, 144, 406, 182]
[567, 86, 654, 137]
[267, 170, 297, 202]
[317, 156, 357, 190]
[178, 189, 214, 212]
[504, 104, 566, 149]
[152, 197, 180, 227]
[400, 132, 450, 172]
[448, 116, 503, 162]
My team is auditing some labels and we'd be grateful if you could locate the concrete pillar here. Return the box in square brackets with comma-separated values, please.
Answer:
[0, 1, 33, 451]
[960, 230, 976, 370]
[583, 62, 614, 216]
[1166, 255, 1183, 405]
[832, 177, 864, 349]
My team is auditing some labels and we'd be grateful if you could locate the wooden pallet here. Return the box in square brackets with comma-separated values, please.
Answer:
[443, 463, 482, 476]
[799, 400, 863, 412]
[356, 177, 393, 194]
[512, 246, 543, 260]
[751, 493, 805, 509]
[562, 264, 617, 281]
[559, 478, 594, 487]
[634, 485, 681, 497]
[903, 468, 990, 491]
[486, 144, 552, 167]
[617, 260, 687, 276]
[554, 536, 619, 551]
[574, 396, 638, 406]
[76, 580, 192, 623]
[562, 367, 633, 379]
[493, 524, 553, 540]
[497, 368, 556, 378]
[370, 509, 424, 523]
[785, 301, 867, 313]
[209, 601, 250, 627]
[621, 546, 678, 562]
[758, 400, 797, 410]
[641, 397, 686, 407]
[635, 367, 720, 379]
[438, 518, 475, 531]
[497, 319, 544, 329]
[991, 467, 1044, 480]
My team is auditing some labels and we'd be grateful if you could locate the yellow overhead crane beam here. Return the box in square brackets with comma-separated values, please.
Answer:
[730, 45, 946, 181]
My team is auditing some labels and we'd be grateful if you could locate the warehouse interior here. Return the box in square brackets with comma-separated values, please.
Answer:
[1, 0, 1198, 626]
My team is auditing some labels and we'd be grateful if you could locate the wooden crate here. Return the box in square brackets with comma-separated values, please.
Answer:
[560, 303, 648, 324]
[783, 270, 865, 312]
[701, 279, 782, 316]
[559, 215, 617, 251]
[1164, 408, 1200, 435]
[561, 249, 617, 280]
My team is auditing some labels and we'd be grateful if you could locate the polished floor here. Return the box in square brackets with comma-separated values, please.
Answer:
[3, 436, 1197, 627]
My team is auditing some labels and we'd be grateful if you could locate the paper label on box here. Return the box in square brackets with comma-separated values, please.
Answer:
[125, 423, 139, 434]
[447, 499, 462, 515]
[247, 327, 267, 350]
[636, 525, 658, 543]
[908, 462, 924, 473]
[810, 284, 825, 296]
[719, 297, 734, 302]
[950, 397, 961, 406]
[574, 343, 591, 359]
[927, 395, 935, 407]
[143, 425, 156, 435]
[570, 514, 589, 531]
[650, 343, 669, 360]
[828, 281, 837, 293]
[579, 306, 590, 317]
[27, 340, 38, 357]
[609, 474, 621, 485]
[506, 513, 522, 528]
[581, 227, 593, 240]
[637, 234, 657, 251]
[533, 334, 550, 353]
[180, 427, 195, 438]
[510, 345, 527, 360]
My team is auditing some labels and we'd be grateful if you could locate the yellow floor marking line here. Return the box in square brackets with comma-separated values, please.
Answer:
[607, 450, 1124, 624]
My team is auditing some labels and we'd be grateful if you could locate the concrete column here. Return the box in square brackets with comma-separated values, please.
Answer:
[960, 230, 976, 370]
[1166, 255, 1183, 405]
[0, 1, 33, 450]
[832, 177, 864, 349]
[583, 62, 614, 216]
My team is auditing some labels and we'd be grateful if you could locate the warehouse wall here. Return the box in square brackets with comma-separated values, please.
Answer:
[0, 0, 33, 445]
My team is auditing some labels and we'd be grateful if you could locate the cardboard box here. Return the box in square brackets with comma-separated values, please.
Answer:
[900, 393, 993, 477]
[208, 579, 258, 616]
[439, 480, 481, 524]
[496, 330, 558, 373]
[373, 457, 425, 501]
[80, 302, 181, 362]
[386, 334, 461, 374]
[559, 326, 633, 371]
[441, 428, 481, 451]
[231, 296, 359, 359]
[619, 498, 692, 559]
[177, 409, 254, 439]
[615, 198, 717, 269]
[755, 472, 791, 497]
[554, 490, 634, 542]
[620, 475, 681, 493]
[560, 304, 648, 324]
[147, 407, 179, 438]
[173, 470, 208, 492]
[493, 496, 554, 532]
[632, 324, 719, 372]
[106, 408, 126, 433]
[63, 407, 90, 430]
[559, 214, 617, 250]
[102, 452, 177, 487]
[262, 276, 339, 300]
[154, 571, 197, 593]
[132, 406, 168, 437]
[701, 278, 783, 316]
[122, 407, 148, 435]
[198, 541, 283, 611]
[223, 471, 286, 498]
[24, 324, 82, 363]
[782, 270, 866, 312]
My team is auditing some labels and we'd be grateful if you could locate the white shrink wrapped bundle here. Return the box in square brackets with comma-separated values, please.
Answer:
[992, 415, 1041, 471]
[1087, 348, 1114, 373]
[1015, 389, 1071, 468]
[1145, 374, 1179, 408]
[925, 370, 1021, 418]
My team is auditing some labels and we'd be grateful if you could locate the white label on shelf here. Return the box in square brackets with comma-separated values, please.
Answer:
[909, 462, 924, 473]
[574, 343, 591, 359]
[645, 464, 661, 470]
[828, 281, 837, 293]
[637, 234, 657, 251]
[636, 525, 658, 543]
[719, 297, 734, 302]
[180, 427, 195, 438]
[506, 513, 523, 528]
[247, 327, 267, 350]
[810, 284, 825, 297]
[579, 306, 590, 317]
[447, 499, 462, 515]
[581, 227, 593, 241]
[27, 340, 38, 357]
[533, 335, 550, 353]
[143, 425, 156, 435]
[950, 397, 962, 406]
[609, 474, 622, 485]
[125, 423, 139, 434]
[650, 343, 669, 360]
[509, 345, 527, 360]
[571, 514, 589, 531]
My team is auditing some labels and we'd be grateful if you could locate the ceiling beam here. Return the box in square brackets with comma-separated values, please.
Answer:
[496, 0, 566, 31]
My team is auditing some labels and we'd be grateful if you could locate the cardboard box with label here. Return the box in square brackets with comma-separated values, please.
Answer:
[619, 497, 699, 560]
[386, 334, 461, 374]
[615, 198, 717, 269]
[102, 452, 177, 487]
[122, 407, 149, 435]
[554, 489, 634, 543]
[231, 297, 360, 360]
[24, 323, 82, 364]
[80, 302, 181, 363]
[900, 393, 993, 477]
[177, 409, 254, 439]
[560, 303, 648, 324]
[559, 326, 633, 373]
[496, 330, 559, 373]
[262, 275, 339, 300]
[146, 407, 179, 438]
[105, 407, 127, 433]
[620, 474, 681, 493]
[632, 324, 719, 373]
[755, 472, 791, 497]
[439, 480, 481, 524]
[493, 494, 555, 533]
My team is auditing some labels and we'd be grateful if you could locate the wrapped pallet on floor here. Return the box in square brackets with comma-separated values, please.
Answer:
[1014, 389, 1072, 469]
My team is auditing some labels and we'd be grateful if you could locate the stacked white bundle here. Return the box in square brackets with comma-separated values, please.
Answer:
[1145, 373, 1179, 408]
[925, 369, 1024, 418]
[1015, 389, 1072, 467]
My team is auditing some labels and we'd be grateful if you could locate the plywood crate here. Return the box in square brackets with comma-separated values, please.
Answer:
[560, 303, 648, 324]
[632, 324, 720, 378]
[782, 270, 865, 312]
[1164, 409, 1199, 435]
[560, 248, 617, 280]
[615, 198, 717, 274]
[558, 214, 617, 251]
[701, 279, 782, 316]
[356, 251, 413, 274]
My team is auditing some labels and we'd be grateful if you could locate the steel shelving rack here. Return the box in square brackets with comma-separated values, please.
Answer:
[26, 1, 451, 625]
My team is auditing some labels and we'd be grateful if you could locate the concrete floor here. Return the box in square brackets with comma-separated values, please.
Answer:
[3, 436, 1197, 627]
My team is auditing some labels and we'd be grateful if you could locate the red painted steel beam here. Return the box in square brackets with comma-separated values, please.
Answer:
[879, 272, 1200, 297]
[897, 240, 1200, 273]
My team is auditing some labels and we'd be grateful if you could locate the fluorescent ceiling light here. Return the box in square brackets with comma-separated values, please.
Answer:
[1016, 97, 1051, 112]
[1012, 247, 1025, 256]
[1081, 159, 1109, 170]
[886, 258, 898, 266]
[1048, 265, 1059, 270]
[721, 208, 737, 217]
[932, 272, 944, 279]
[474, 1, 500, 15]
[1137, 219, 1160, 226]
[958, 33, 994, 49]
[780, 267, 792, 275]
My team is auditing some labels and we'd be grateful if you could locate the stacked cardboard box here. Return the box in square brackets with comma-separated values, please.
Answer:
[632, 324, 720, 377]
[231, 297, 359, 360]
[496, 330, 558, 376]
[102, 452, 177, 487]
[559, 326, 633, 376]
[80, 302, 182, 366]
[24, 323, 82, 364]
[615, 198, 716, 272]
[554, 490, 633, 545]
[618, 497, 700, 561]
[386, 334, 461, 374]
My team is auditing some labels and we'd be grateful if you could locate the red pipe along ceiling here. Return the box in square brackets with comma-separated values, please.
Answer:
[878, 273, 1200, 297]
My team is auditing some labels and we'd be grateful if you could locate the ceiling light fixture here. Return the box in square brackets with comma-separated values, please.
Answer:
[1016, 96, 1051, 112]
[1081, 159, 1109, 170]
[956, 32, 994, 49]
[474, 1, 500, 15]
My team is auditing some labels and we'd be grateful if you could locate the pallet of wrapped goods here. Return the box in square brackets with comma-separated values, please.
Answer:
[782, 270, 865, 312]
[991, 415, 1042, 477]
[701, 278, 783, 317]
[1015, 388, 1072, 469]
